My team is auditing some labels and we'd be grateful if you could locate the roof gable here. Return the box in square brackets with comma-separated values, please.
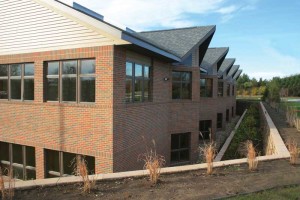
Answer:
[227, 65, 239, 78]
[201, 47, 229, 70]
[233, 70, 242, 80]
[218, 58, 235, 77]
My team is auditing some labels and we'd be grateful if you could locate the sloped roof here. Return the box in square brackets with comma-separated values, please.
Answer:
[136, 26, 216, 59]
[227, 65, 240, 78]
[201, 47, 229, 70]
[218, 58, 235, 77]
[233, 70, 243, 80]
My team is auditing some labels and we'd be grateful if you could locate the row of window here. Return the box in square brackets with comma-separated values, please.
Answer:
[0, 142, 95, 180]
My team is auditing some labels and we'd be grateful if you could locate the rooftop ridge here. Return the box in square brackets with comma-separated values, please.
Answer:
[139, 25, 215, 33]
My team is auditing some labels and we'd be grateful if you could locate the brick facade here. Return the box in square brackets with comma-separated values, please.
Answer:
[0, 45, 237, 177]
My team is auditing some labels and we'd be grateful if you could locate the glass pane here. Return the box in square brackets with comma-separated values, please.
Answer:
[171, 152, 179, 162]
[181, 82, 191, 99]
[11, 79, 21, 99]
[180, 134, 189, 148]
[80, 77, 95, 102]
[63, 152, 76, 176]
[45, 149, 60, 178]
[0, 79, 8, 99]
[11, 64, 22, 76]
[62, 60, 77, 75]
[24, 63, 34, 76]
[200, 79, 205, 87]
[143, 79, 149, 101]
[0, 65, 8, 76]
[26, 169, 36, 180]
[85, 156, 95, 175]
[144, 66, 149, 78]
[24, 79, 34, 100]
[47, 78, 59, 101]
[0, 142, 9, 162]
[81, 60, 95, 74]
[171, 134, 180, 150]
[62, 77, 76, 101]
[48, 62, 59, 75]
[182, 72, 191, 81]
[126, 79, 132, 102]
[126, 62, 133, 77]
[134, 78, 142, 102]
[12, 144, 23, 179]
[172, 82, 181, 99]
[172, 71, 181, 82]
[26, 146, 35, 167]
[179, 150, 189, 161]
[135, 64, 142, 78]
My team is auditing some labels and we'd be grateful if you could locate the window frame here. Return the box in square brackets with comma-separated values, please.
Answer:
[227, 83, 231, 96]
[0, 63, 34, 102]
[217, 81, 224, 97]
[200, 78, 213, 98]
[45, 59, 96, 104]
[172, 71, 192, 100]
[125, 61, 152, 103]
[171, 132, 191, 164]
[199, 120, 212, 140]
[217, 113, 223, 129]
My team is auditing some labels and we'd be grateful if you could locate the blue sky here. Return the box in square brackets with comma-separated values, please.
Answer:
[61, 0, 300, 80]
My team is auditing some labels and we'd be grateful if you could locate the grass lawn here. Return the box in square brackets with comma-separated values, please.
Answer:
[228, 185, 300, 200]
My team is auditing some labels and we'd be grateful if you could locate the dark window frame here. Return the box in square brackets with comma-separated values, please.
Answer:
[200, 78, 213, 98]
[171, 132, 190, 164]
[172, 71, 192, 99]
[0, 141, 36, 180]
[227, 83, 231, 96]
[0, 63, 34, 101]
[199, 120, 212, 140]
[218, 81, 223, 97]
[217, 113, 223, 129]
[45, 59, 96, 103]
[226, 109, 229, 122]
[44, 149, 95, 178]
[232, 85, 235, 96]
[125, 61, 152, 103]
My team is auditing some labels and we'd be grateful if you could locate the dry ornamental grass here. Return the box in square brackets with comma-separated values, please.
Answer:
[287, 139, 299, 165]
[246, 140, 258, 171]
[72, 155, 92, 193]
[200, 142, 216, 175]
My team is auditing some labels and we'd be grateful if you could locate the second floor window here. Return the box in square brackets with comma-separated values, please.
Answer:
[200, 78, 212, 97]
[227, 84, 230, 96]
[126, 61, 151, 103]
[172, 71, 192, 99]
[218, 81, 223, 97]
[0, 63, 34, 101]
[232, 85, 235, 96]
[46, 59, 95, 103]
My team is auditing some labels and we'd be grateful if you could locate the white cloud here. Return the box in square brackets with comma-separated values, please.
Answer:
[216, 5, 238, 14]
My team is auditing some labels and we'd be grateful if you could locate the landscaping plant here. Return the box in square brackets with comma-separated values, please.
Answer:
[0, 166, 15, 200]
[287, 139, 299, 165]
[72, 155, 91, 193]
[139, 140, 165, 185]
[200, 142, 216, 175]
[0, 166, 4, 199]
[246, 140, 258, 171]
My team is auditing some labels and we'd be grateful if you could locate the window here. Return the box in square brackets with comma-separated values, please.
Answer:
[45, 149, 95, 178]
[226, 109, 229, 122]
[171, 133, 190, 163]
[232, 85, 235, 96]
[46, 59, 95, 103]
[126, 62, 151, 103]
[217, 113, 223, 129]
[218, 81, 223, 97]
[0, 142, 36, 180]
[199, 120, 212, 140]
[227, 84, 230, 96]
[200, 78, 212, 97]
[0, 63, 34, 101]
[232, 106, 234, 117]
[172, 71, 192, 99]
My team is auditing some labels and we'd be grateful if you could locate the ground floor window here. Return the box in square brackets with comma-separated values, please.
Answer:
[199, 120, 212, 140]
[171, 133, 190, 163]
[232, 107, 234, 117]
[226, 109, 229, 122]
[217, 113, 223, 129]
[45, 149, 95, 178]
[0, 142, 36, 180]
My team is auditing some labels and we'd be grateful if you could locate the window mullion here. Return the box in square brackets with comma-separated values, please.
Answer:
[142, 65, 144, 102]
[77, 60, 79, 103]
[59, 62, 62, 102]
[132, 63, 135, 103]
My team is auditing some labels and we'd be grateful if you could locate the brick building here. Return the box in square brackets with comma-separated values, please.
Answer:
[0, 0, 241, 179]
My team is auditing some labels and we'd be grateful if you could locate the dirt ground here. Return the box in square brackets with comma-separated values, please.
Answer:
[13, 159, 300, 200]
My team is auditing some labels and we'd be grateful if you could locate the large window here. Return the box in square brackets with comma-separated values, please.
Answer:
[45, 149, 95, 178]
[217, 113, 223, 129]
[171, 133, 190, 163]
[0, 142, 36, 180]
[126, 62, 151, 103]
[200, 78, 212, 97]
[46, 59, 95, 103]
[218, 81, 223, 97]
[172, 71, 192, 99]
[0, 63, 34, 101]
[227, 84, 231, 96]
[199, 120, 212, 140]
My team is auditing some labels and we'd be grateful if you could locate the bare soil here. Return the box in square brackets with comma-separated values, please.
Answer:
[13, 159, 300, 200]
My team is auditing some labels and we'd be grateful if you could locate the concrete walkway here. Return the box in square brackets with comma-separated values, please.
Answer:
[263, 102, 300, 144]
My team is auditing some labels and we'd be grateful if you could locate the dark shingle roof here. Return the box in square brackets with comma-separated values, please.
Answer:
[227, 65, 239, 78]
[201, 47, 229, 70]
[136, 26, 216, 59]
[233, 70, 242, 80]
[218, 58, 235, 77]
